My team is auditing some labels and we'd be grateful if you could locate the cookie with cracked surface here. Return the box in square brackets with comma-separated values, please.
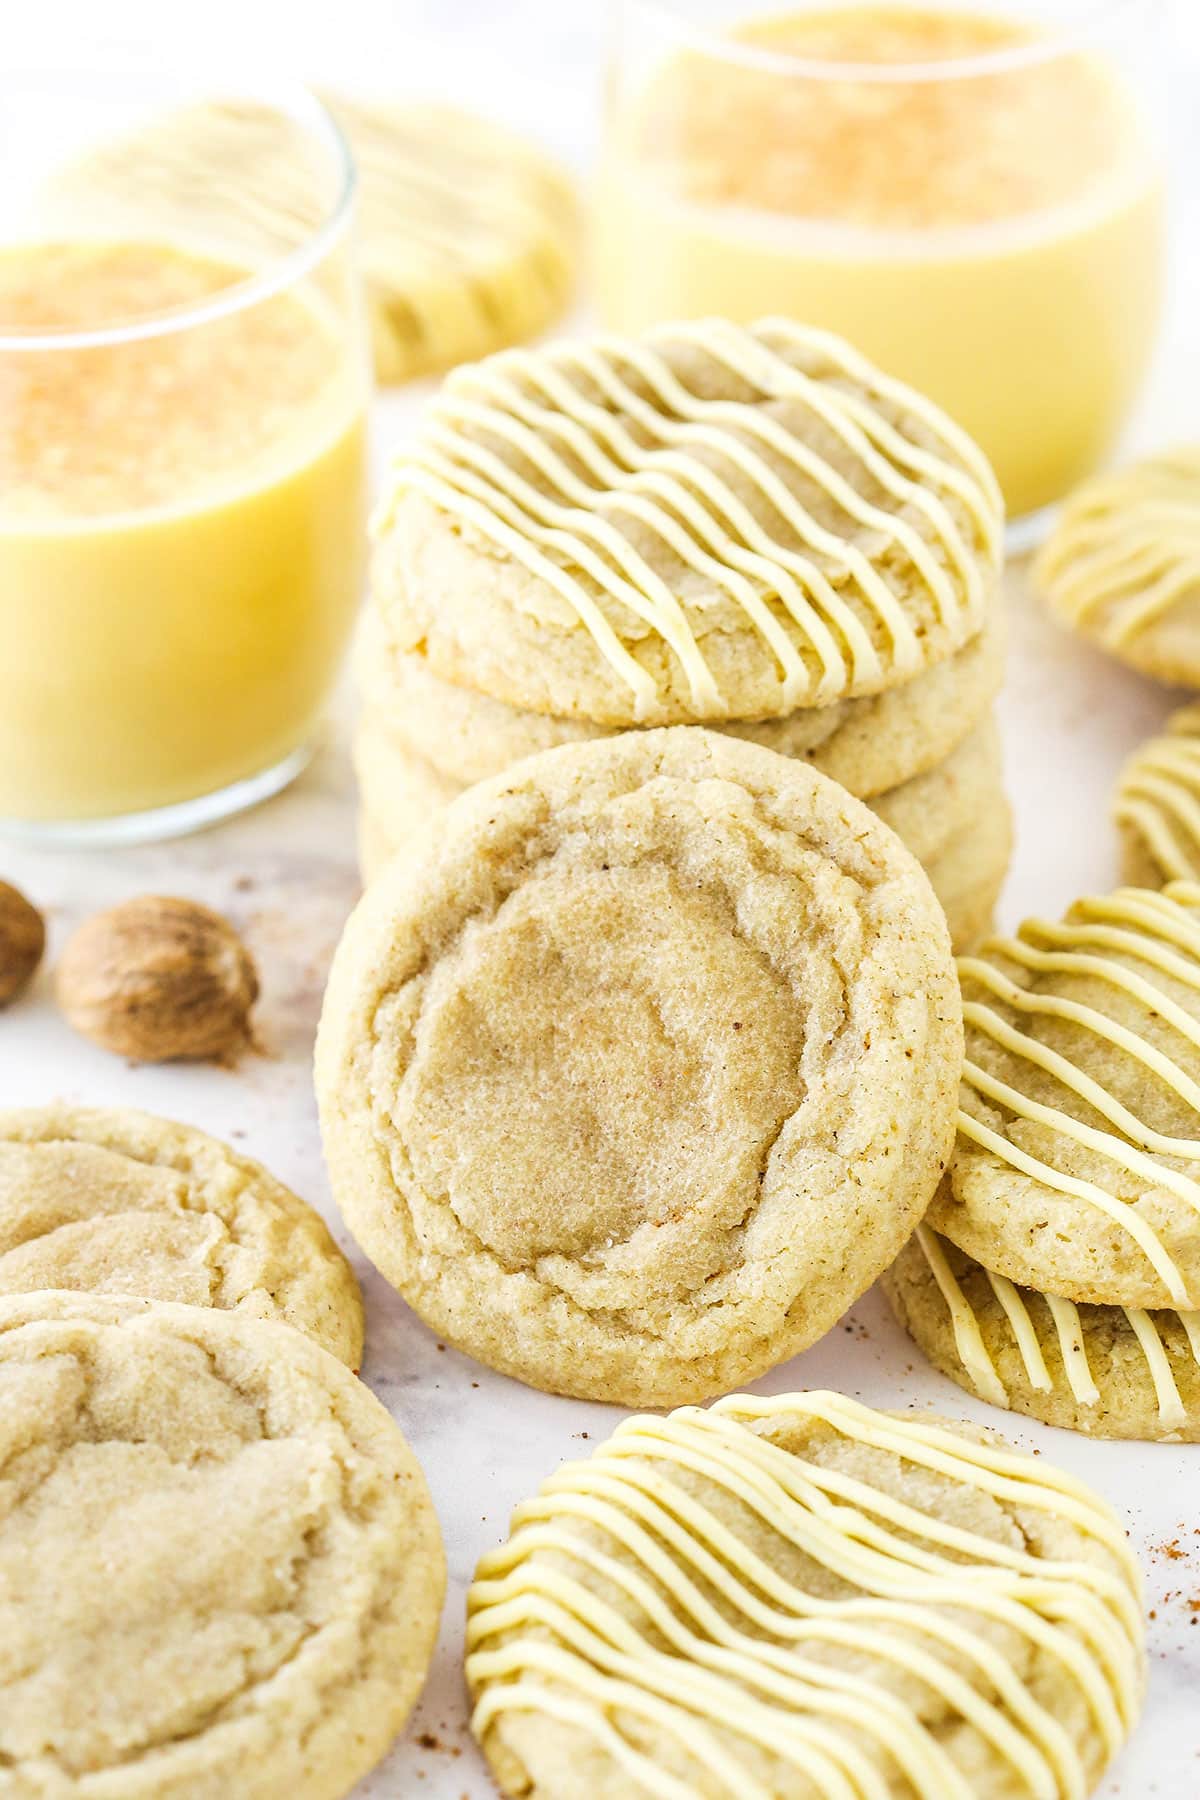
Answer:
[1033, 446, 1200, 685]
[927, 880, 1200, 1312]
[885, 1226, 1200, 1441]
[0, 1104, 363, 1366]
[466, 1389, 1145, 1799]
[1113, 702, 1200, 887]
[356, 783, 1009, 955]
[355, 588, 1006, 797]
[0, 1289, 444, 1799]
[373, 316, 1003, 727]
[319, 727, 962, 1405]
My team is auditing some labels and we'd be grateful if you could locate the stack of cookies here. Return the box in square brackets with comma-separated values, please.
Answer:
[357, 316, 1011, 949]
[885, 878, 1200, 1442]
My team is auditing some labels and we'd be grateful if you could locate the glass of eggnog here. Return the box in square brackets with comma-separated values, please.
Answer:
[597, 1, 1166, 525]
[0, 74, 370, 842]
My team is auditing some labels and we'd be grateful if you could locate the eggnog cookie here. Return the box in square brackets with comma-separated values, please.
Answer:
[467, 1390, 1145, 1800]
[928, 881, 1200, 1312]
[1034, 446, 1200, 685]
[886, 1226, 1200, 1441]
[318, 728, 962, 1404]
[357, 775, 1010, 954]
[0, 1289, 444, 1799]
[374, 316, 1003, 727]
[921, 795, 1014, 954]
[1114, 703, 1200, 887]
[355, 711, 1001, 867]
[353, 716, 1010, 952]
[357, 592, 1007, 798]
[322, 97, 578, 383]
[0, 1104, 363, 1366]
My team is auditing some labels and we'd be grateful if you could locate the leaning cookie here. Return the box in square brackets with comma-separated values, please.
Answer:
[0, 1290, 444, 1800]
[0, 1103, 363, 1366]
[1113, 702, 1200, 887]
[926, 880, 1200, 1311]
[319, 728, 962, 1406]
[467, 1389, 1145, 1800]
[374, 316, 1003, 726]
[885, 1226, 1200, 1441]
[1034, 445, 1200, 686]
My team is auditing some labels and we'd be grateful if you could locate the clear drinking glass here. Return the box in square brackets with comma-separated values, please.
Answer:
[0, 73, 370, 844]
[597, 0, 1167, 526]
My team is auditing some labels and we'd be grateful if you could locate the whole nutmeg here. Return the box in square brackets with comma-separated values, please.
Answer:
[56, 895, 259, 1062]
[0, 880, 45, 1005]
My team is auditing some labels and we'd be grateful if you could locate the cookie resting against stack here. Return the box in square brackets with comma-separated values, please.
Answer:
[317, 725, 963, 1406]
[466, 1390, 1145, 1800]
[0, 1291, 444, 1800]
[356, 315, 1011, 950]
[884, 881, 1200, 1440]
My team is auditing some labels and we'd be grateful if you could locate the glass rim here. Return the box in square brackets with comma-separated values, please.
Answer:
[623, 0, 1156, 83]
[0, 74, 357, 354]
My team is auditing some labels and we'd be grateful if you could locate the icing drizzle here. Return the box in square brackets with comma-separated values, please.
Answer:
[467, 1391, 1141, 1800]
[956, 882, 1200, 1305]
[1114, 704, 1200, 883]
[914, 1225, 1200, 1432]
[380, 318, 1002, 718]
[1035, 447, 1200, 650]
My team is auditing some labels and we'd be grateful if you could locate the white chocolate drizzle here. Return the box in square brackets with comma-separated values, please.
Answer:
[467, 1391, 1141, 1800]
[913, 1226, 1198, 1431]
[1035, 446, 1200, 650]
[380, 317, 1002, 718]
[1114, 704, 1200, 882]
[956, 881, 1200, 1305]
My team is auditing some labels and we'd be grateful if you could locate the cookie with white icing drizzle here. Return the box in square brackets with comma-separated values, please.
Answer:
[885, 1226, 1200, 1442]
[319, 728, 962, 1405]
[1113, 703, 1200, 888]
[927, 880, 1200, 1311]
[1034, 447, 1200, 685]
[374, 317, 1003, 727]
[466, 1389, 1145, 1799]
[355, 589, 1007, 798]
[323, 97, 579, 383]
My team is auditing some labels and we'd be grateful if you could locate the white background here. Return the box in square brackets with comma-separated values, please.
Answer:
[5, 4, 1200, 1797]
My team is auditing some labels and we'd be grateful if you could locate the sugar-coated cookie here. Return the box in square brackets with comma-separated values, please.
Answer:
[353, 715, 1011, 952]
[467, 1390, 1144, 1799]
[927, 881, 1200, 1311]
[355, 593, 1007, 798]
[886, 1226, 1200, 1441]
[0, 1103, 363, 1366]
[319, 728, 962, 1404]
[374, 317, 1003, 726]
[1034, 446, 1200, 685]
[0, 1290, 444, 1798]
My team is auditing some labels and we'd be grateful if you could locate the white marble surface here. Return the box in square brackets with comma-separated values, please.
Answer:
[5, 4, 1200, 1797]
